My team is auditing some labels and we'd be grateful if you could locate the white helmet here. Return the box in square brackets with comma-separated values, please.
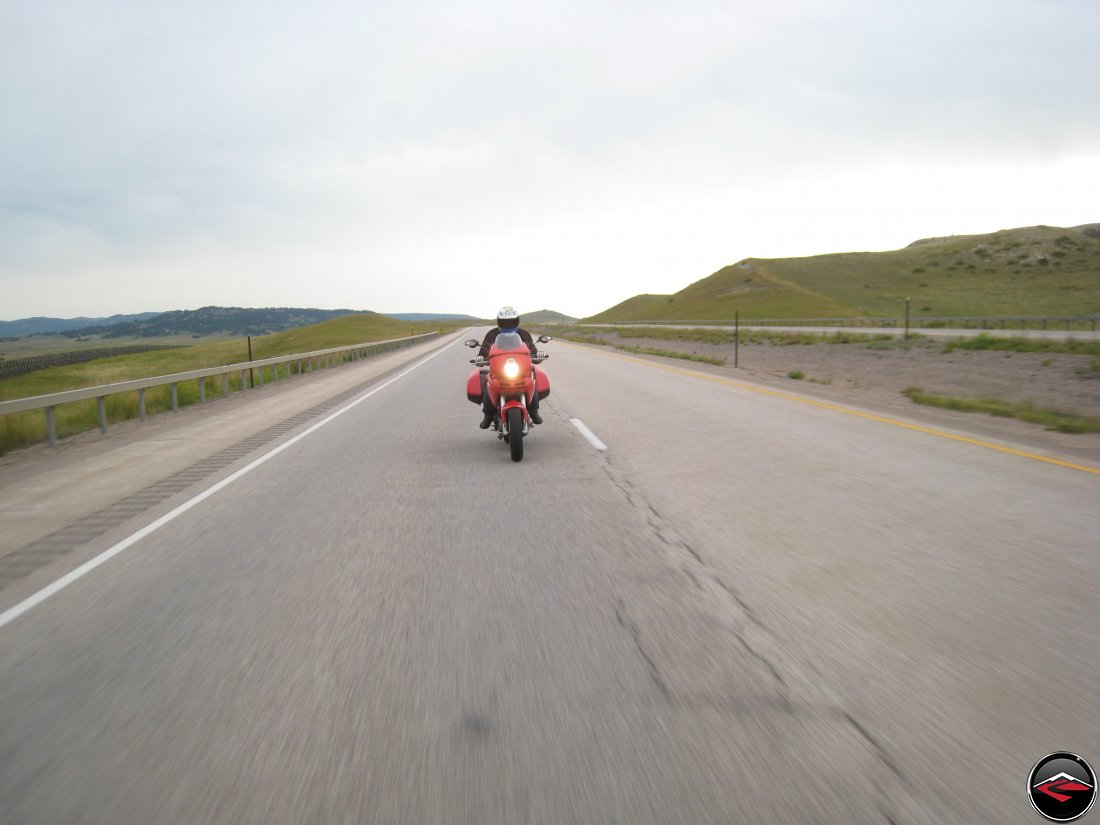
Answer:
[496, 306, 520, 330]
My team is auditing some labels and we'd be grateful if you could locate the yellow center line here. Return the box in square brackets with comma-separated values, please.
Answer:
[560, 341, 1100, 477]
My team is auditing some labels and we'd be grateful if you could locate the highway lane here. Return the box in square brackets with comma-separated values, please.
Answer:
[1, 330, 1097, 824]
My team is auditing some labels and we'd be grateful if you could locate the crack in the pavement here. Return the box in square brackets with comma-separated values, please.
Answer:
[842, 711, 905, 781]
[595, 450, 911, 816]
[613, 598, 670, 699]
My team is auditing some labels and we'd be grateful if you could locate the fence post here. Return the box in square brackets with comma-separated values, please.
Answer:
[734, 310, 740, 368]
[171, 383, 178, 411]
[46, 406, 56, 447]
[97, 396, 107, 433]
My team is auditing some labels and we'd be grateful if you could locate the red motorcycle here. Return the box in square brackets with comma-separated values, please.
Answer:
[465, 332, 552, 462]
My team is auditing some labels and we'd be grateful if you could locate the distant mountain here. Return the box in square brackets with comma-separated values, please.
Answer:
[586, 223, 1100, 322]
[384, 312, 479, 321]
[58, 306, 367, 339]
[0, 312, 163, 337]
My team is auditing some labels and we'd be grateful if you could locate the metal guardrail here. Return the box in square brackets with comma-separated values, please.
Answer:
[0, 332, 439, 446]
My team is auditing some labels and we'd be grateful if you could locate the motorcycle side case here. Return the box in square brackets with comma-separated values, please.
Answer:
[534, 365, 550, 400]
[466, 369, 483, 404]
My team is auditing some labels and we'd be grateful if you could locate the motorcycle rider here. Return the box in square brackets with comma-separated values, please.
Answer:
[477, 306, 543, 428]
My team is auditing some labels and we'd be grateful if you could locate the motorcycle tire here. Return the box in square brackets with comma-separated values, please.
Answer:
[508, 407, 524, 462]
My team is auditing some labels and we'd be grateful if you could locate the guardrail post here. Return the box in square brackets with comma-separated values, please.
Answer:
[46, 406, 56, 446]
[171, 383, 178, 411]
[139, 389, 146, 420]
[97, 396, 107, 432]
[240, 370, 247, 391]
[222, 373, 229, 397]
[198, 378, 205, 402]
[257, 367, 264, 388]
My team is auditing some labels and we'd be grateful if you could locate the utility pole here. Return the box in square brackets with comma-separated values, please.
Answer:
[904, 298, 911, 342]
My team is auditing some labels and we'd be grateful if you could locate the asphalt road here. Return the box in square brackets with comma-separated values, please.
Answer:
[1, 330, 1097, 824]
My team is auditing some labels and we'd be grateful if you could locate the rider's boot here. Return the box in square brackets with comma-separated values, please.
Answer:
[479, 410, 494, 429]
[529, 409, 543, 425]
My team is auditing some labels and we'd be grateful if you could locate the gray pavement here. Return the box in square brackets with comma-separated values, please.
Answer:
[1, 330, 1097, 824]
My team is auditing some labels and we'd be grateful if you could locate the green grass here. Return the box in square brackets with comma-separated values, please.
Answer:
[940, 333, 1100, 356]
[787, 370, 805, 380]
[614, 345, 726, 365]
[586, 224, 1100, 323]
[0, 314, 454, 454]
[0, 333, 223, 360]
[902, 387, 1100, 433]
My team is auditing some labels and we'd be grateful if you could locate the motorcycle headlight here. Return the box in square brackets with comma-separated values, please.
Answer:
[503, 358, 520, 379]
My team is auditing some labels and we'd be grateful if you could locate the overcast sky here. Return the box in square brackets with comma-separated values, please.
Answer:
[2, 0, 1098, 320]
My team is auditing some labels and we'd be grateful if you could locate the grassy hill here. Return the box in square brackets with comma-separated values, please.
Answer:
[523, 309, 579, 324]
[587, 224, 1100, 322]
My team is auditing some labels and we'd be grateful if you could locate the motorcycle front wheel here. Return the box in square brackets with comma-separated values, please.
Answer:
[507, 407, 524, 462]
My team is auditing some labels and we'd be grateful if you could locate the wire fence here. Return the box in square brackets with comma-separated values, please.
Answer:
[588, 316, 1100, 331]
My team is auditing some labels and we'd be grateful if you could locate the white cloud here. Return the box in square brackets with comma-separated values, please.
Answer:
[2, 0, 1098, 318]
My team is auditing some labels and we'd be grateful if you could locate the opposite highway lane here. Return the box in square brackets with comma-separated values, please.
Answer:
[1, 330, 1097, 824]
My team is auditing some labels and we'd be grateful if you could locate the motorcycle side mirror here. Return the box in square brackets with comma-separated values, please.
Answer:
[537, 335, 553, 343]
[464, 339, 480, 348]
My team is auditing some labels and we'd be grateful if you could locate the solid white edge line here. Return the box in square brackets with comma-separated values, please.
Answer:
[0, 335, 461, 631]
[570, 418, 608, 451]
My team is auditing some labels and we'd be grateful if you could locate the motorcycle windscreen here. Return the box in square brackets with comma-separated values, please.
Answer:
[493, 331, 524, 351]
